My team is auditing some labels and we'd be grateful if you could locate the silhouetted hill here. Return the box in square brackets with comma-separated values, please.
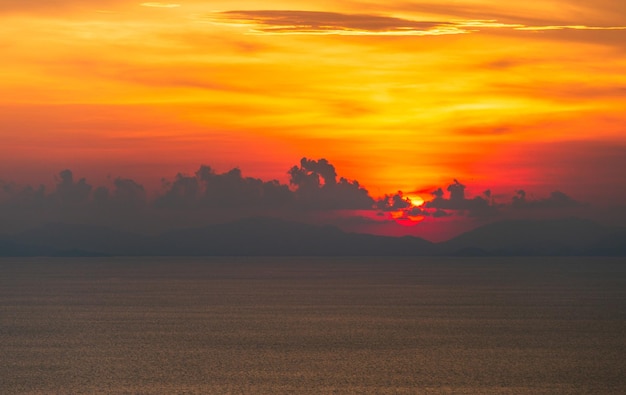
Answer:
[149, 217, 435, 256]
[8, 223, 146, 256]
[2, 217, 624, 257]
[0, 239, 60, 257]
[585, 227, 626, 256]
[2, 218, 434, 256]
[0, 237, 110, 257]
[440, 218, 615, 256]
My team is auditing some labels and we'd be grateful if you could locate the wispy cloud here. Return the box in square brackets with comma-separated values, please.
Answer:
[210, 10, 471, 36]
[516, 25, 626, 31]
[140, 2, 181, 8]
[210, 10, 626, 36]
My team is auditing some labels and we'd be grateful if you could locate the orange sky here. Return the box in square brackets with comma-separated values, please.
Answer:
[1, 0, 625, 207]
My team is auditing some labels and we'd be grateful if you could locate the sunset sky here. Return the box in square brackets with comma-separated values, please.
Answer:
[1, 0, 625, 240]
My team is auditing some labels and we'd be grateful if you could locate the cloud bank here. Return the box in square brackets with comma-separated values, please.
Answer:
[0, 157, 589, 237]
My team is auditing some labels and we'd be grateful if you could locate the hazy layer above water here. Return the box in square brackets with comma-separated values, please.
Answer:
[1, 257, 625, 394]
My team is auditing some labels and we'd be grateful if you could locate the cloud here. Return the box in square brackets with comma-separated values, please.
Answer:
[432, 209, 451, 218]
[374, 185, 494, 221]
[154, 158, 373, 212]
[424, 179, 497, 217]
[0, 180, 46, 209]
[288, 158, 375, 210]
[386, 1, 626, 28]
[156, 165, 293, 210]
[0, 170, 107, 231]
[156, 171, 201, 209]
[375, 192, 412, 212]
[295, 158, 337, 186]
[0, 159, 596, 237]
[211, 10, 470, 36]
[419, 180, 586, 218]
[515, 25, 626, 32]
[479, 141, 626, 205]
[140, 2, 180, 8]
[52, 169, 92, 209]
[512, 190, 584, 209]
[1, 158, 375, 222]
[211, 9, 626, 37]
[373, 177, 590, 222]
[95, 177, 147, 211]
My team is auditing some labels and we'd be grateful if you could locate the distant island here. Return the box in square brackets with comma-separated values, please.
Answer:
[1, 217, 624, 257]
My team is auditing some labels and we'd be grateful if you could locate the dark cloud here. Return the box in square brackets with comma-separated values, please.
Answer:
[512, 190, 584, 209]
[214, 10, 454, 35]
[156, 172, 200, 209]
[1, 159, 375, 226]
[153, 158, 372, 212]
[95, 177, 147, 210]
[0, 159, 596, 237]
[421, 181, 585, 218]
[156, 165, 293, 210]
[213, 9, 626, 42]
[200, 166, 293, 209]
[0, 181, 46, 209]
[113, 178, 146, 205]
[512, 189, 527, 205]
[375, 189, 466, 219]
[376, 179, 588, 221]
[298, 158, 337, 186]
[375, 192, 412, 212]
[0, 170, 98, 232]
[289, 158, 374, 210]
[432, 209, 451, 218]
[0, 170, 151, 231]
[425, 179, 497, 217]
[52, 169, 92, 209]
[1, 170, 95, 212]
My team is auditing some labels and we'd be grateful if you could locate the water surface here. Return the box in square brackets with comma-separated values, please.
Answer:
[1, 257, 625, 394]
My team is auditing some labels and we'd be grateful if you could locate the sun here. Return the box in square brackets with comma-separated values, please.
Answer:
[407, 195, 424, 207]
[388, 194, 426, 227]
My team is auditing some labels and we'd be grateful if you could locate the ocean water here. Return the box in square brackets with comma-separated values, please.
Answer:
[1, 257, 625, 394]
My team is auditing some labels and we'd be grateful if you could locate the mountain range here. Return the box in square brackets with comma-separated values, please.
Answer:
[0, 217, 624, 257]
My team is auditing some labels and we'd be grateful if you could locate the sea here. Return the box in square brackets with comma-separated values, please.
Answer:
[1, 257, 625, 394]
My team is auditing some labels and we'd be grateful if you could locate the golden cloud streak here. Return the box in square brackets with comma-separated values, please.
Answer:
[141, 2, 181, 8]
[516, 25, 626, 31]
[211, 10, 626, 36]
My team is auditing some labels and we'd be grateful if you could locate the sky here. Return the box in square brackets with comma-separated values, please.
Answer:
[1, 0, 625, 241]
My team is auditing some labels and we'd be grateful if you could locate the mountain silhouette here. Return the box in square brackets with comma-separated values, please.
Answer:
[1, 217, 624, 257]
[148, 217, 434, 256]
[440, 217, 616, 256]
[585, 227, 626, 256]
[9, 222, 146, 255]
